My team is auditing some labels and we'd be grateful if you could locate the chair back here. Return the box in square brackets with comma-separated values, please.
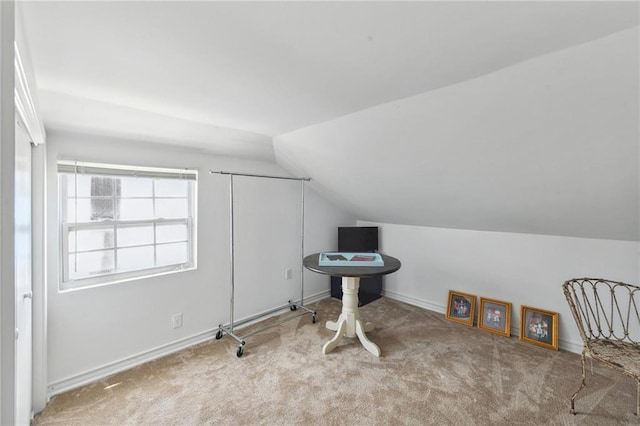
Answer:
[563, 278, 640, 347]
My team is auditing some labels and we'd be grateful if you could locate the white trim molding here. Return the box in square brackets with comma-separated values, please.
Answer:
[48, 328, 220, 398]
[382, 290, 446, 314]
[48, 289, 330, 398]
[14, 3, 48, 414]
[14, 9, 45, 146]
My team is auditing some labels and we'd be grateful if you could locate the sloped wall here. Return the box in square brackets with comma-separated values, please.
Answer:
[274, 27, 640, 353]
[274, 27, 639, 242]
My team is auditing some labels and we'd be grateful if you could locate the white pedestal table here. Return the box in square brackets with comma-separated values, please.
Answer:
[302, 253, 401, 357]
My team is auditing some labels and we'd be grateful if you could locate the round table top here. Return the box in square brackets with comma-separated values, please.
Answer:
[303, 252, 401, 278]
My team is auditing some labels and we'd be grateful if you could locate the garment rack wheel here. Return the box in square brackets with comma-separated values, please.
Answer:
[237, 343, 245, 358]
[215, 329, 223, 340]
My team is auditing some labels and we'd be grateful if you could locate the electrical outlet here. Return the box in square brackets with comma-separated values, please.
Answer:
[172, 313, 183, 329]
[285, 268, 292, 280]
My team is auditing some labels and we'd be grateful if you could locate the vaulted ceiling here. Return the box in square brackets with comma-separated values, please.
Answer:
[20, 1, 639, 240]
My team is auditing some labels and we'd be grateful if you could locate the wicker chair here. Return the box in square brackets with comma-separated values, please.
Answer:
[563, 278, 640, 415]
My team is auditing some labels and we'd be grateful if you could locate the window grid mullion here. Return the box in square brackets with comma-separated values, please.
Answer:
[187, 183, 193, 264]
[112, 222, 118, 273]
[66, 217, 186, 229]
[74, 168, 78, 274]
[61, 221, 70, 283]
[69, 239, 189, 255]
[153, 180, 157, 266]
[113, 179, 119, 271]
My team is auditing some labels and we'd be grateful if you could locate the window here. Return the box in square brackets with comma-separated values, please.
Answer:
[58, 160, 197, 290]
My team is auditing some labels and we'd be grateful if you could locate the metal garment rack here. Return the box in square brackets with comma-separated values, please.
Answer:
[209, 170, 317, 357]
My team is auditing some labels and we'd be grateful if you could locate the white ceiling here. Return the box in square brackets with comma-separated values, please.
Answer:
[20, 1, 638, 161]
[19, 1, 640, 240]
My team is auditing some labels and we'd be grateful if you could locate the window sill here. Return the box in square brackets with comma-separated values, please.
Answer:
[58, 264, 197, 293]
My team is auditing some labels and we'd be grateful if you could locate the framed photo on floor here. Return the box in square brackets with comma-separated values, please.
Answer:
[519, 305, 558, 350]
[446, 290, 476, 326]
[478, 297, 511, 337]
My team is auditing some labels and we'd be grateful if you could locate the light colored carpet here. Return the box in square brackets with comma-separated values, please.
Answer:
[33, 297, 637, 425]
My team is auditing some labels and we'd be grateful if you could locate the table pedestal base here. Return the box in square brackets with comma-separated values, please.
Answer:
[323, 276, 381, 357]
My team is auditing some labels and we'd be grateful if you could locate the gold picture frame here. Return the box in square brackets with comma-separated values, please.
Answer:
[445, 290, 476, 327]
[477, 297, 511, 337]
[519, 305, 559, 350]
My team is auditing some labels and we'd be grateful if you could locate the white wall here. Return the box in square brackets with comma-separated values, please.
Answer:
[45, 130, 355, 395]
[365, 221, 639, 353]
[275, 27, 639, 242]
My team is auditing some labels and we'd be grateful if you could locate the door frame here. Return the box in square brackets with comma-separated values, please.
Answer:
[14, 115, 33, 426]
[15, 0, 48, 413]
[2, 1, 47, 422]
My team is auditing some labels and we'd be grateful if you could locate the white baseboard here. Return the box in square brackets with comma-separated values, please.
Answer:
[48, 328, 218, 397]
[303, 289, 330, 305]
[48, 289, 581, 397]
[558, 338, 583, 354]
[48, 289, 331, 398]
[383, 290, 446, 314]
[222, 290, 330, 329]
[383, 290, 583, 354]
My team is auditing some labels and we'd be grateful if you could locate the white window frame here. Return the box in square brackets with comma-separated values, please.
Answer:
[58, 160, 197, 290]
